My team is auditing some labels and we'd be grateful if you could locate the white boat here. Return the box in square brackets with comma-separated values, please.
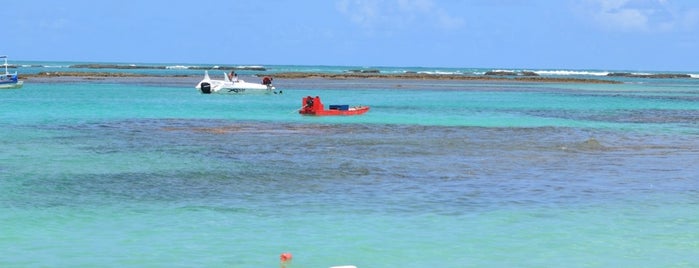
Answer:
[0, 56, 23, 89]
[194, 70, 280, 94]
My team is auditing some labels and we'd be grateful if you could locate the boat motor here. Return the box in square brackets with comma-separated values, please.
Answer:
[200, 82, 211, 94]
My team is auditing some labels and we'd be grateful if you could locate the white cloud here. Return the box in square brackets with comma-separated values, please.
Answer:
[576, 0, 699, 32]
[336, 0, 380, 28]
[336, 0, 464, 31]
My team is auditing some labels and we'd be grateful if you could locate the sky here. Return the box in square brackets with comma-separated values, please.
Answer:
[4, 0, 699, 71]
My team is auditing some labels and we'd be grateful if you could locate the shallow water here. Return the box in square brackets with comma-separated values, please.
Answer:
[1, 78, 699, 267]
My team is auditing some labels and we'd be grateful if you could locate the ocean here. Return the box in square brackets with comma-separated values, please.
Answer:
[1, 63, 699, 267]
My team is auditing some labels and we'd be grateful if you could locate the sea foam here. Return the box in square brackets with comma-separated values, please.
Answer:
[533, 70, 610, 76]
[166, 65, 190, 69]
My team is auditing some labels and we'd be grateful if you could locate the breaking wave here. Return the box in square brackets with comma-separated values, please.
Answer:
[166, 65, 191, 69]
[534, 70, 610, 76]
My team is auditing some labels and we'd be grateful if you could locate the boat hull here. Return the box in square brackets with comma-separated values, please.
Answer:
[197, 81, 277, 94]
[194, 71, 279, 94]
[299, 106, 370, 116]
[0, 80, 22, 89]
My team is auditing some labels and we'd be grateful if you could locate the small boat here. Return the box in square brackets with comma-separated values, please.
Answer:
[0, 56, 23, 89]
[299, 96, 370, 116]
[194, 70, 279, 94]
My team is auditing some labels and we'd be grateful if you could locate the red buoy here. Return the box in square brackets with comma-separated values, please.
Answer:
[280, 252, 293, 262]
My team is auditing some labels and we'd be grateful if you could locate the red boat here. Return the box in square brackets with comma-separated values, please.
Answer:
[299, 96, 370, 116]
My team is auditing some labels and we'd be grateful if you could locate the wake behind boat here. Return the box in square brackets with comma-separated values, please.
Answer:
[194, 70, 280, 94]
[1, 56, 23, 89]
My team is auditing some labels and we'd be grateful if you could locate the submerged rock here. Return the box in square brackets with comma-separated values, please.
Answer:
[347, 69, 380, 73]
[580, 138, 604, 150]
[70, 64, 166, 69]
[559, 138, 606, 152]
[519, 71, 540, 76]
[69, 64, 267, 71]
[189, 66, 267, 71]
[485, 71, 517, 76]
[270, 72, 620, 83]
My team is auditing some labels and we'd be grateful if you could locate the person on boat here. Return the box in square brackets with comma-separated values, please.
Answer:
[262, 76, 273, 85]
[228, 71, 238, 82]
[305, 96, 314, 108]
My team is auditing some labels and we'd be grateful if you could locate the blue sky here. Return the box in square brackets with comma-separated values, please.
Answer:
[5, 0, 699, 71]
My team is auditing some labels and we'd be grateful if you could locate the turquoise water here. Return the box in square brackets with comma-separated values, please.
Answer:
[2, 73, 699, 267]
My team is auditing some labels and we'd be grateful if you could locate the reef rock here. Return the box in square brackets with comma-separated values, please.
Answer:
[485, 71, 539, 76]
